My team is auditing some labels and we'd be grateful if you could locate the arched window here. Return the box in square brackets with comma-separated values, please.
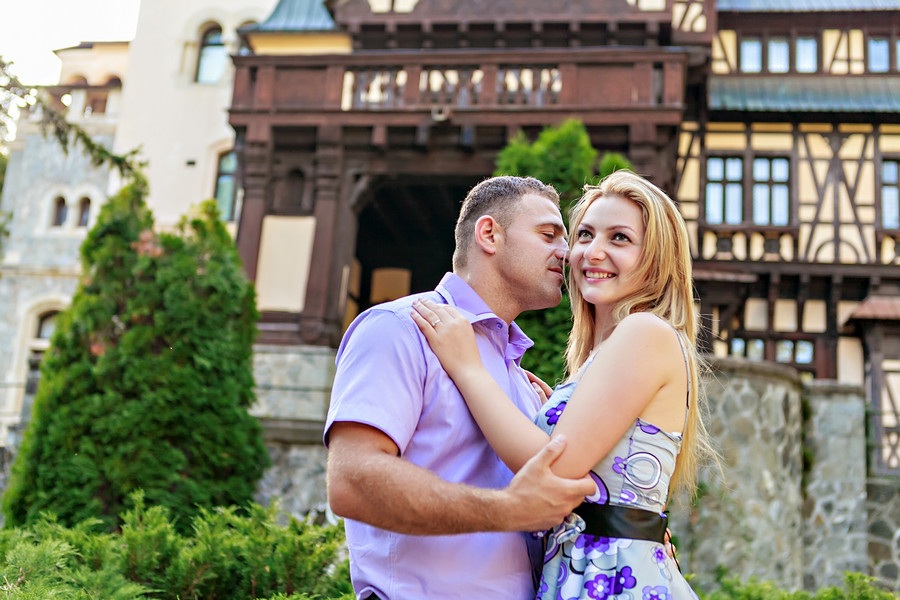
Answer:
[214, 150, 238, 221]
[23, 310, 60, 419]
[36, 311, 58, 341]
[52, 196, 68, 227]
[196, 26, 227, 84]
[77, 197, 91, 227]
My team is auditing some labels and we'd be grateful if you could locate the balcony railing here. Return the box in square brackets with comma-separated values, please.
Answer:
[231, 47, 687, 125]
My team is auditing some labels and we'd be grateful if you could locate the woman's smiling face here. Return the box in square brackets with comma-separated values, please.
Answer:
[568, 193, 646, 311]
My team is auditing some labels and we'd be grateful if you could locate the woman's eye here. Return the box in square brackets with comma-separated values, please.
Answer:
[613, 232, 630, 242]
[577, 229, 592, 240]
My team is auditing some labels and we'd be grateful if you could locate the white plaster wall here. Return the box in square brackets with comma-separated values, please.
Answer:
[112, 0, 277, 227]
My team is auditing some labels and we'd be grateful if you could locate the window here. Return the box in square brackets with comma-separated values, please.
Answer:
[752, 157, 790, 226]
[214, 150, 238, 221]
[740, 38, 762, 73]
[25, 311, 60, 404]
[732, 335, 815, 368]
[77, 197, 91, 227]
[36, 312, 58, 341]
[882, 160, 900, 229]
[731, 337, 764, 360]
[768, 38, 789, 73]
[196, 26, 227, 84]
[869, 37, 890, 72]
[796, 37, 818, 73]
[52, 197, 67, 227]
[706, 157, 744, 225]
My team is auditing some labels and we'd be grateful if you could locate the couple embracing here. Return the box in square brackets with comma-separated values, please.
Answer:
[326, 172, 715, 600]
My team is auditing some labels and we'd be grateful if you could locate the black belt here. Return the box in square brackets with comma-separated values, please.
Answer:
[572, 502, 667, 543]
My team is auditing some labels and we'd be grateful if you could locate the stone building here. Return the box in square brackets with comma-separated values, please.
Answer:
[1, 0, 898, 593]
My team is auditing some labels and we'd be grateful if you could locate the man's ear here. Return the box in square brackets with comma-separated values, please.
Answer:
[473, 215, 502, 256]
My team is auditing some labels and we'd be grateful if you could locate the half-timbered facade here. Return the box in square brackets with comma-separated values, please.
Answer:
[678, 0, 900, 474]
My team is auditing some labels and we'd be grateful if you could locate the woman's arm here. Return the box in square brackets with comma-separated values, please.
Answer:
[412, 301, 685, 480]
[411, 300, 549, 472]
[548, 312, 685, 479]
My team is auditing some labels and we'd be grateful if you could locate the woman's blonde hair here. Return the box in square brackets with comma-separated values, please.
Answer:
[564, 169, 715, 496]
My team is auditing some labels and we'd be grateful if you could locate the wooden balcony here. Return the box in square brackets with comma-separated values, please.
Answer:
[230, 47, 688, 132]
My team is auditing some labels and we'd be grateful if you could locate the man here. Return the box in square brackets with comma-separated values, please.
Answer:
[325, 176, 596, 599]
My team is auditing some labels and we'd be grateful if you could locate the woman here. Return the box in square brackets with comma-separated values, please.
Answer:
[411, 170, 715, 600]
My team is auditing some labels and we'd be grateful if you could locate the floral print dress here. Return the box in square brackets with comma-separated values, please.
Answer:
[534, 371, 698, 600]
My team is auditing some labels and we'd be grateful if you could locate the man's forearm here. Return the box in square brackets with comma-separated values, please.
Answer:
[327, 446, 512, 535]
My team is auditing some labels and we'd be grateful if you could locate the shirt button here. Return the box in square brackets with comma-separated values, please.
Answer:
[496, 323, 502, 329]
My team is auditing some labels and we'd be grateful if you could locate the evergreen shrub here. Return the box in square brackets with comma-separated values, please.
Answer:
[2, 180, 269, 533]
[0, 495, 353, 599]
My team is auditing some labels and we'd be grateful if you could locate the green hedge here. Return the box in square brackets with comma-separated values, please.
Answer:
[0, 494, 352, 600]
[0, 496, 891, 600]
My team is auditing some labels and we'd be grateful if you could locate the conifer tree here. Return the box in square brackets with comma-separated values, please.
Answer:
[2, 178, 269, 532]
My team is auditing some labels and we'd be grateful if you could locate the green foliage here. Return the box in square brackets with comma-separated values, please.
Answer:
[0, 150, 7, 194]
[494, 119, 632, 383]
[598, 151, 634, 179]
[697, 572, 895, 600]
[2, 181, 268, 534]
[1, 55, 142, 181]
[495, 118, 599, 215]
[0, 496, 353, 599]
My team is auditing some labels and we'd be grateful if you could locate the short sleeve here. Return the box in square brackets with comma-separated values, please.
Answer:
[324, 308, 426, 454]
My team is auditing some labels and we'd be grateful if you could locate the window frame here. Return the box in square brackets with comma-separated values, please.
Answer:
[879, 156, 900, 232]
[214, 150, 239, 222]
[702, 153, 796, 231]
[195, 25, 227, 84]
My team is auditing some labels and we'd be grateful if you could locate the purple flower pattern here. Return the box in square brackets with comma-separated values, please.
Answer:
[533, 381, 698, 600]
[615, 567, 637, 594]
[642, 585, 671, 600]
[575, 535, 612, 556]
[545, 401, 567, 425]
[584, 574, 614, 599]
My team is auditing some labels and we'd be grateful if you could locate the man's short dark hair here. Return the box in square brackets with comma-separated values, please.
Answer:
[452, 176, 559, 270]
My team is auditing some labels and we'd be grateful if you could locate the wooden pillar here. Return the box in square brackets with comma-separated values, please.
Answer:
[235, 121, 272, 282]
[300, 125, 345, 346]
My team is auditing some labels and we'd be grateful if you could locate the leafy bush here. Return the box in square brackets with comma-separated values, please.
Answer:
[0, 496, 353, 600]
[697, 572, 895, 600]
[0, 502, 889, 600]
[2, 180, 268, 533]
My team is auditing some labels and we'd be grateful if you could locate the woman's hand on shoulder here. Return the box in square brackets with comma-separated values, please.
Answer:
[411, 299, 483, 379]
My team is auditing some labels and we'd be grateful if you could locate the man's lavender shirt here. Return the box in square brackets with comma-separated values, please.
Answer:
[324, 273, 543, 600]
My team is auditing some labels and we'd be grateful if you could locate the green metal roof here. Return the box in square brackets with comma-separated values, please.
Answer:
[244, 0, 337, 33]
[718, 0, 900, 10]
[710, 76, 900, 112]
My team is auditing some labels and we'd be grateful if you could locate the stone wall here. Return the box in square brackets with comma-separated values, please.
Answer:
[868, 478, 900, 590]
[801, 381, 868, 590]
[251, 344, 334, 522]
[667, 357, 806, 590]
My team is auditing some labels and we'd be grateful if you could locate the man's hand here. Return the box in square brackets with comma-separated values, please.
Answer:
[498, 435, 596, 532]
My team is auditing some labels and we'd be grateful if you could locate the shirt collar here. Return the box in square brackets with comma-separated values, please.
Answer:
[434, 273, 534, 361]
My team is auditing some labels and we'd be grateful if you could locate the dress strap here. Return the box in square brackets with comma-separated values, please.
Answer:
[670, 326, 691, 435]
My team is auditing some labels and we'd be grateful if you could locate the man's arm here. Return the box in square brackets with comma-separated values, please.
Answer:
[327, 422, 595, 535]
